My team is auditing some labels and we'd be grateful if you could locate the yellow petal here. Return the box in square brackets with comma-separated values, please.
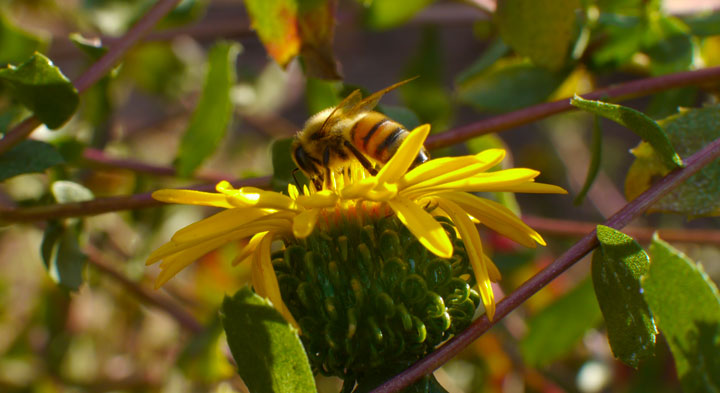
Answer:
[293, 208, 320, 238]
[340, 178, 377, 199]
[375, 124, 431, 185]
[296, 190, 338, 208]
[495, 182, 568, 194]
[251, 234, 300, 329]
[226, 188, 295, 210]
[400, 149, 506, 189]
[388, 195, 452, 258]
[232, 232, 268, 266]
[436, 198, 495, 320]
[151, 189, 233, 208]
[171, 208, 274, 244]
[483, 253, 502, 282]
[438, 192, 545, 247]
[153, 228, 248, 288]
[147, 217, 291, 265]
[403, 168, 541, 199]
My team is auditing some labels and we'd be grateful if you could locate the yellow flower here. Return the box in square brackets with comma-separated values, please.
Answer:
[146, 125, 565, 327]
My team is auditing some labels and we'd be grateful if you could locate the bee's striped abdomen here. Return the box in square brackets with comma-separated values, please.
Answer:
[351, 111, 410, 163]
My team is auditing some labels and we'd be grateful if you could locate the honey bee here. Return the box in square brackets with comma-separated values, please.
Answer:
[291, 78, 429, 188]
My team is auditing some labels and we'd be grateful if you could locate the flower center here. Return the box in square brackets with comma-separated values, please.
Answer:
[272, 209, 480, 382]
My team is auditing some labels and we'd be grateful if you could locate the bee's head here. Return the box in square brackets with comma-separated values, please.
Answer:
[291, 139, 322, 181]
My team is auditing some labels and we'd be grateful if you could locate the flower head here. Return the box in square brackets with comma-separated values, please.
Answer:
[147, 125, 565, 327]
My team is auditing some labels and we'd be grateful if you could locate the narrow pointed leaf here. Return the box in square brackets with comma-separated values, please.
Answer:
[571, 96, 683, 170]
[175, 42, 239, 177]
[221, 286, 317, 393]
[643, 237, 720, 393]
[0, 139, 64, 181]
[592, 225, 656, 368]
[496, 0, 581, 70]
[0, 53, 79, 129]
[521, 278, 603, 366]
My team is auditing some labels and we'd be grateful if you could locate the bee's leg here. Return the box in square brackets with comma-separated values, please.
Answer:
[343, 141, 377, 176]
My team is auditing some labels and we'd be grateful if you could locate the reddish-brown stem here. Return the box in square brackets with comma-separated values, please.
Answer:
[0, 176, 271, 222]
[426, 65, 720, 149]
[85, 244, 203, 333]
[371, 136, 720, 392]
[82, 148, 232, 183]
[2, 66, 720, 222]
[523, 215, 720, 245]
[0, 0, 182, 156]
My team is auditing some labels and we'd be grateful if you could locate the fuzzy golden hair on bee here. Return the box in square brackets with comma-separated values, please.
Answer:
[291, 77, 429, 188]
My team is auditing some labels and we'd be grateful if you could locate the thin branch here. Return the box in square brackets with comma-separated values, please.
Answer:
[85, 244, 203, 333]
[82, 148, 233, 183]
[523, 215, 720, 245]
[2, 66, 720, 222]
[371, 135, 720, 392]
[0, 176, 271, 222]
[426, 65, 720, 150]
[0, 0, 183, 156]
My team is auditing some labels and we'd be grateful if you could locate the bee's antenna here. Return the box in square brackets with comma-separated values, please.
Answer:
[292, 168, 303, 189]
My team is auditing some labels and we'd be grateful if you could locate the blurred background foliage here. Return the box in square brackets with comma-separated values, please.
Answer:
[0, 0, 719, 392]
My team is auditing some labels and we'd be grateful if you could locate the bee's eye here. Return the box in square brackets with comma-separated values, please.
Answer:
[293, 146, 317, 176]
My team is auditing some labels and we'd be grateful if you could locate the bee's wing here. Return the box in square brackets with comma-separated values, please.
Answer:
[317, 89, 363, 137]
[342, 77, 417, 119]
[317, 77, 417, 136]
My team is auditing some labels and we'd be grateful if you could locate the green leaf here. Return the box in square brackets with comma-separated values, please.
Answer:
[175, 42, 240, 177]
[51, 181, 94, 204]
[0, 13, 47, 65]
[457, 59, 567, 113]
[625, 105, 720, 217]
[401, 26, 452, 131]
[520, 278, 603, 366]
[221, 286, 317, 393]
[570, 96, 683, 170]
[644, 16, 693, 76]
[364, 0, 435, 30]
[244, 0, 300, 66]
[495, 0, 581, 71]
[592, 226, 657, 368]
[643, 236, 720, 393]
[455, 39, 510, 85]
[574, 115, 602, 205]
[682, 11, 720, 36]
[645, 87, 697, 120]
[0, 53, 79, 129]
[40, 221, 87, 291]
[271, 137, 302, 191]
[305, 77, 342, 115]
[0, 139, 64, 181]
[69, 33, 108, 60]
